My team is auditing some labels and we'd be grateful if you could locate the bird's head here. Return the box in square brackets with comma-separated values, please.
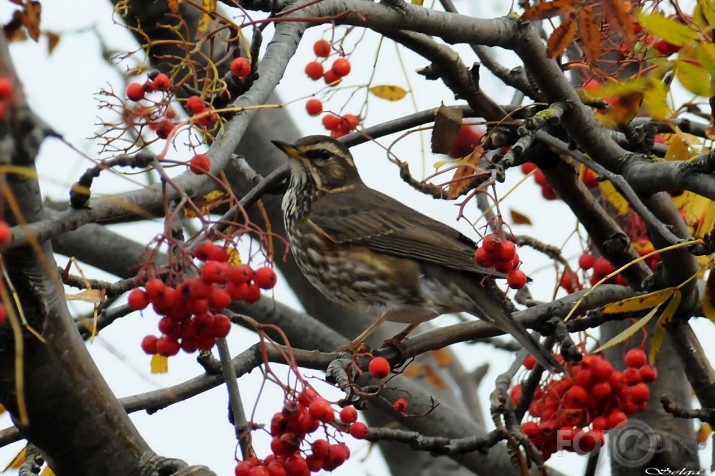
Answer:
[272, 135, 363, 192]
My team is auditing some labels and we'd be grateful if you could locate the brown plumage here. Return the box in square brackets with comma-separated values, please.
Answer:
[273, 135, 559, 370]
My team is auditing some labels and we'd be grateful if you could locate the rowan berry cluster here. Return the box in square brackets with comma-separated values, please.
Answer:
[235, 386, 369, 476]
[577, 242, 659, 289]
[321, 113, 361, 139]
[513, 350, 657, 461]
[473, 233, 526, 289]
[128, 241, 277, 356]
[303, 40, 352, 87]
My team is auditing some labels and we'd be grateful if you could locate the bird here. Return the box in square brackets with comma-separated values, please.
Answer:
[272, 135, 560, 371]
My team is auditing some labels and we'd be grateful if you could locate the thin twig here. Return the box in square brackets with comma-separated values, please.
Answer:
[216, 338, 251, 458]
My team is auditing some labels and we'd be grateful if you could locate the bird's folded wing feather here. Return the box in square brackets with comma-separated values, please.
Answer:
[309, 186, 488, 274]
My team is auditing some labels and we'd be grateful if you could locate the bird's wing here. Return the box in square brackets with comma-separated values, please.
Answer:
[309, 185, 488, 274]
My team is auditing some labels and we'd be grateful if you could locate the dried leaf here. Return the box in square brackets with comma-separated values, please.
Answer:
[369, 85, 407, 101]
[522, 0, 575, 21]
[4, 447, 25, 471]
[547, 15, 577, 59]
[698, 423, 712, 445]
[594, 305, 662, 353]
[198, 0, 217, 34]
[637, 10, 700, 46]
[602, 287, 677, 314]
[167, 0, 182, 12]
[598, 180, 629, 214]
[510, 209, 533, 225]
[602, 0, 634, 44]
[578, 6, 601, 65]
[151, 354, 169, 374]
[45, 31, 60, 54]
[423, 365, 449, 390]
[184, 190, 227, 217]
[431, 104, 462, 155]
[401, 363, 424, 378]
[431, 348, 452, 368]
[21, 1, 41, 41]
[447, 147, 486, 199]
[65, 288, 105, 304]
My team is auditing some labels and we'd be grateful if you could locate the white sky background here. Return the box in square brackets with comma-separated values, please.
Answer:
[0, 0, 711, 475]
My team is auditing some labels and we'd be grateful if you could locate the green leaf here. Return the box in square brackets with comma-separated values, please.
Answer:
[637, 10, 700, 46]
[676, 57, 713, 97]
[643, 78, 670, 120]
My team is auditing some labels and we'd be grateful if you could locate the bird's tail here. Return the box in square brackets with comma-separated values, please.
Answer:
[449, 271, 563, 372]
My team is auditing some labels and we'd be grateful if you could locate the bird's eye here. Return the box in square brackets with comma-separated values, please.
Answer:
[306, 149, 333, 160]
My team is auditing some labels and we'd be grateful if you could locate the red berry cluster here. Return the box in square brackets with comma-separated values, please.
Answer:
[303, 40, 352, 88]
[321, 113, 361, 139]
[520, 163, 599, 201]
[0, 77, 14, 120]
[578, 242, 660, 288]
[235, 386, 369, 476]
[129, 241, 277, 356]
[473, 233, 526, 289]
[514, 350, 657, 461]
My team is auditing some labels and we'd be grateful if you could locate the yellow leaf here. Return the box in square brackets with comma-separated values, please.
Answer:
[637, 10, 700, 46]
[594, 305, 662, 353]
[369, 85, 407, 101]
[151, 354, 169, 374]
[643, 78, 670, 120]
[4, 447, 25, 471]
[431, 348, 452, 368]
[41, 466, 55, 476]
[65, 288, 105, 304]
[401, 363, 425, 378]
[184, 190, 227, 217]
[227, 247, 242, 266]
[411, 0, 424, 6]
[679, 191, 715, 238]
[167, 0, 182, 12]
[664, 134, 690, 161]
[602, 287, 677, 314]
[598, 180, 629, 214]
[198, 0, 217, 34]
[648, 290, 681, 364]
[676, 55, 713, 97]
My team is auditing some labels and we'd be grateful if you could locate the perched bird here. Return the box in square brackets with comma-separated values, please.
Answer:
[272, 135, 560, 370]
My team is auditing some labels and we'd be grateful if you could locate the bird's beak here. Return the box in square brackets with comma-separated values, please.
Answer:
[271, 140, 300, 158]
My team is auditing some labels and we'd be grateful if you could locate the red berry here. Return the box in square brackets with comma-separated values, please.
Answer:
[623, 367, 642, 385]
[128, 288, 149, 310]
[510, 384, 522, 405]
[141, 335, 159, 354]
[304, 61, 324, 80]
[186, 95, 205, 115]
[0, 221, 9, 245]
[652, 39, 680, 55]
[254, 266, 278, 289]
[349, 421, 368, 439]
[244, 283, 261, 303]
[507, 269, 527, 289]
[322, 114, 340, 130]
[564, 385, 588, 406]
[368, 356, 390, 379]
[520, 162, 537, 174]
[308, 398, 335, 423]
[313, 39, 331, 57]
[265, 461, 286, 476]
[323, 69, 340, 86]
[533, 169, 547, 186]
[298, 387, 318, 406]
[248, 467, 269, 476]
[497, 240, 517, 262]
[145, 278, 165, 301]
[582, 168, 599, 188]
[521, 421, 539, 438]
[629, 383, 650, 403]
[305, 98, 323, 116]
[393, 398, 408, 412]
[311, 439, 330, 458]
[607, 410, 628, 428]
[523, 355, 536, 370]
[625, 348, 647, 368]
[560, 271, 579, 292]
[198, 112, 217, 128]
[578, 253, 595, 270]
[541, 184, 557, 200]
[155, 120, 175, 139]
[474, 247, 495, 268]
[305, 455, 323, 472]
[590, 356, 613, 381]
[189, 154, 211, 175]
[283, 455, 307, 475]
[209, 287, 232, 310]
[212, 314, 232, 338]
[592, 381, 612, 399]
[593, 257, 615, 276]
[592, 416, 608, 431]
[156, 336, 180, 356]
[639, 364, 658, 383]
[153, 73, 171, 91]
[331, 58, 351, 77]
[481, 234, 502, 253]
[574, 368, 593, 388]
[231, 57, 251, 78]
[126, 82, 145, 101]
[189, 278, 212, 299]
[235, 461, 254, 476]
[0, 77, 13, 99]
[229, 264, 254, 284]
[339, 406, 358, 424]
